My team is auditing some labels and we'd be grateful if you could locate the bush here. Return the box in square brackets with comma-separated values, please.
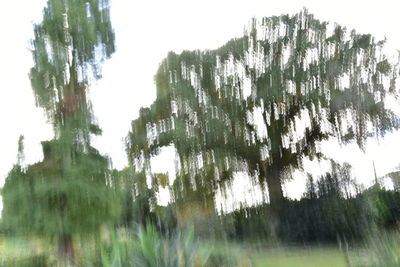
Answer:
[97, 224, 214, 267]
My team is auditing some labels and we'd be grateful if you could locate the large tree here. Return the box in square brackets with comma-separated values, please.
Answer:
[126, 9, 399, 221]
[1, 0, 118, 263]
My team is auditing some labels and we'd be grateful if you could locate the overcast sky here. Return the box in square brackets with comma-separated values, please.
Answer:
[1, 0, 400, 206]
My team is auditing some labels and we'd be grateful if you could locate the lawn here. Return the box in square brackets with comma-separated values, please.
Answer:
[0, 235, 376, 267]
[254, 247, 348, 267]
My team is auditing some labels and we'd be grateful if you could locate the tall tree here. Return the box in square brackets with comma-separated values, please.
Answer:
[1, 0, 118, 263]
[126, 9, 399, 222]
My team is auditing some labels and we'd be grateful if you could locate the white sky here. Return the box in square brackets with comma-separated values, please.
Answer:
[1, 0, 400, 210]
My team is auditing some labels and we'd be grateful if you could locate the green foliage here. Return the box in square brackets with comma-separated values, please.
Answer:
[100, 231, 133, 267]
[2, 140, 120, 237]
[30, 0, 115, 128]
[376, 59, 392, 75]
[365, 187, 400, 228]
[126, 8, 400, 216]
[3, 3, 400, 265]
[1, 0, 117, 263]
[134, 224, 203, 267]
[97, 225, 212, 267]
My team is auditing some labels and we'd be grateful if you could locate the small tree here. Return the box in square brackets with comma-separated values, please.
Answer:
[1, 0, 118, 263]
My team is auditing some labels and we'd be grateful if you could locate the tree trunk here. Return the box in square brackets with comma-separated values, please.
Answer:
[265, 163, 285, 214]
[58, 233, 75, 265]
[261, 108, 285, 214]
[261, 161, 285, 241]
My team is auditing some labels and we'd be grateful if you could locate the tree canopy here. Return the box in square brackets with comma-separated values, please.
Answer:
[126, 9, 400, 215]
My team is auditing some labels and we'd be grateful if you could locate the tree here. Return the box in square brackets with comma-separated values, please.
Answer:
[126, 9, 399, 223]
[1, 0, 118, 263]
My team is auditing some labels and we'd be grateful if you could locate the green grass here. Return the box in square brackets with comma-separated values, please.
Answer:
[5, 233, 400, 267]
[0, 237, 350, 267]
[254, 247, 348, 267]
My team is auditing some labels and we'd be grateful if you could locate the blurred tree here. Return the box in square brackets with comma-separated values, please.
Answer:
[113, 167, 157, 227]
[1, 0, 117, 264]
[126, 9, 399, 227]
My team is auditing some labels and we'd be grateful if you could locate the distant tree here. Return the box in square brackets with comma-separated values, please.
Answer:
[304, 174, 317, 199]
[1, 0, 118, 264]
[387, 170, 400, 191]
[305, 160, 354, 199]
[127, 9, 399, 225]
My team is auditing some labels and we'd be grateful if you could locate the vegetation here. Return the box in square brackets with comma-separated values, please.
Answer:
[127, 9, 399, 230]
[1, 0, 118, 264]
[1, 2, 400, 266]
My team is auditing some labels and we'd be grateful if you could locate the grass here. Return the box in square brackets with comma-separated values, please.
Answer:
[0, 237, 349, 267]
[253, 246, 348, 267]
[3, 231, 400, 266]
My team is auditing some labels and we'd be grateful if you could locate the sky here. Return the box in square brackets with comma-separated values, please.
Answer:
[1, 0, 400, 210]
